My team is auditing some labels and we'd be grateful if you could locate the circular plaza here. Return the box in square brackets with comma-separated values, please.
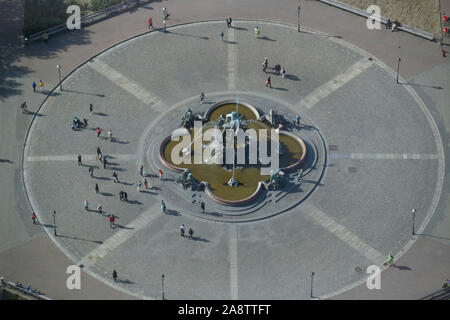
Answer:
[22, 20, 444, 299]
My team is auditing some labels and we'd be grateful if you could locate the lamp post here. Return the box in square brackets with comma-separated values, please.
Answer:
[310, 272, 315, 298]
[396, 58, 401, 84]
[56, 64, 62, 91]
[161, 274, 165, 300]
[53, 210, 57, 236]
[411, 209, 416, 235]
[297, 6, 301, 32]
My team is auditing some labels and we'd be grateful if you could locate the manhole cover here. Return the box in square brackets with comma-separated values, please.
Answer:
[355, 266, 362, 273]
[329, 145, 337, 151]
[348, 167, 357, 173]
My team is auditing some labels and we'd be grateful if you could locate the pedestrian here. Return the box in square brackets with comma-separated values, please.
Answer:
[144, 178, 148, 189]
[262, 57, 268, 72]
[254, 26, 260, 38]
[200, 92, 205, 104]
[148, 17, 153, 30]
[95, 183, 99, 193]
[161, 200, 166, 214]
[139, 165, 144, 177]
[97, 204, 103, 215]
[32, 81, 36, 92]
[89, 103, 94, 114]
[137, 180, 142, 192]
[109, 215, 115, 228]
[265, 76, 271, 88]
[107, 129, 112, 142]
[162, 7, 168, 19]
[227, 16, 232, 28]
[159, 169, 163, 180]
[96, 146, 101, 157]
[77, 153, 82, 166]
[123, 191, 128, 202]
[220, 32, 224, 41]
[32, 212, 37, 224]
[281, 68, 286, 79]
[200, 201, 205, 213]
[180, 224, 185, 237]
[39, 80, 44, 92]
[89, 167, 94, 177]
[188, 227, 194, 239]
[113, 172, 119, 183]
[119, 190, 124, 201]
[103, 156, 107, 169]
[84, 200, 89, 211]
[112, 269, 118, 282]
[296, 115, 301, 127]
[96, 127, 102, 138]
[387, 254, 394, 267]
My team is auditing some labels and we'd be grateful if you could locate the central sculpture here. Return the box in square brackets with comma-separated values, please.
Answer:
[158, 99, 306, 206]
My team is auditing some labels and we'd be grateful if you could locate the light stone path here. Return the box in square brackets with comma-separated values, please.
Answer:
[229, 225, 239, 300]
[329, 153, 440, 160]
[227, 28, 237, 90]
[26, 154, 136, 162]
[295, 58, 374, 110]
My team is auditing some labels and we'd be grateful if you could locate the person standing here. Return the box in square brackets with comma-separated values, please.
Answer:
[95, 183, 99, 193]
[137, 181, 142, 192]
[220, 32, 224, 42]
[188, 227, 194, 239]
[180, 224, 185, 237]
[112, 270, 118, 282]
[148, 17, 153, 30]
[32, 212, 37, 225]
[159, 169, 163, 180]
[161, 200, 166, 214]
[265, 76, 271, 88]
[39, 80, 44, 92]
[139, 165, 144, 177]
[113, 172, 119, 183]
[227, 16, 232, 28]
[103, 156, 107, 169]
[77, 153, 82, 166]
[97, 204, 103, 215]
[119, 190, 124, 201]
[144, 178, 148, 189]
[387, 254, 394, 267]
[162, 7, 168, 19]
[84, 200, 89, 211]
[254, 26, 260, 38]
[123, 192, 128, 202]
[163, 19, 166, 32]
[281, 68, 286, 79]
[89, 167, 94, 178]
[200, 201, 205, 213]
[96, 127, 102, 138]
[107, 129, 112, 142]
[96, 146, 101, 157]
[109, 215, 115, 228]
[89, 103, 94, 114]
[32, 81, 36, 92]
[200, 92, 205, 104]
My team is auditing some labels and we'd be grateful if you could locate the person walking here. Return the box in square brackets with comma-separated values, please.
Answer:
[77, 153, 82, 166]
[97, 204, 103, 215]
[180, 224, 185, 237]
[163, 19, 167, 32]
[265, 76, 271, 88]
[119, 190, 124, 201]
[281, 68, 286, 79]
[161, 200, 166, 214]
[296, 115, 301, 127]
[32, 212, 37, 225]
[144, 178, 148, 189]
[162, 7, 168, 19]
[123, 191, 128, 202]
[96, 146, 101, 157]
[89, 103, 94, 114]
[148, 17, 153, 30]
[137, 180, 142, 192]
[96, 127, 102, 138]
[112, 270, 118, 282]
[188, 227, 194, 239]
[95, 183, 99, 193]
[103, 156, 107, 169]
[254, 26, 260, 38]
[387, 254, 394, 267]
[200, 201, 205, 213]
[109, 215, 115, 228]
[89, 167, 95, 179]
[32, 81, 36, 92]
[220, 32, 224, 42]
[262, 57, 268, 73]
[107, 129, 112, 142]
[84, 200, 89, 211]
[139, 165, 144, 177]
[200, 92, 205, 104]
[39, 80, 44, 92]
[227, 16, 232, 28]
[159, 169, 163, 180]
[113, 172, 119, 183]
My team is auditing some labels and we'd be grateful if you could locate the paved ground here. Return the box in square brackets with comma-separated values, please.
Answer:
[1, 0, 449, 299]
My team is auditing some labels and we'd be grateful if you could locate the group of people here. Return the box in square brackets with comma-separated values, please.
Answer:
[180, 224, 194, 238]
[263, 57, 287, 88]
[386, 18, 400, 32]
[72, 117, 88, 129]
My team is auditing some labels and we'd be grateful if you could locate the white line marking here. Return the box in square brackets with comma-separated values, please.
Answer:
[78, 204, 159, 268]
[329, 153, 438, 160]
[26, 154, 136, 162]
[88, 59, 164, 110]
[302, 203, 385, 265]
[296, 58, 373, 109]
[229, 225, 239, 300]
[227, 28, 237, 90]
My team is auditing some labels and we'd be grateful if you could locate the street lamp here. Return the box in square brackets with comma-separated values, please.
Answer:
[396, 58, 401, 84]
[310, 272, 315, 298]
[53, 210, 57, 236]
[161, 274, 165, 300]
[56, 64, 62, 91]
[297, 6, 301, 32]
[411, 209, 416, 235]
